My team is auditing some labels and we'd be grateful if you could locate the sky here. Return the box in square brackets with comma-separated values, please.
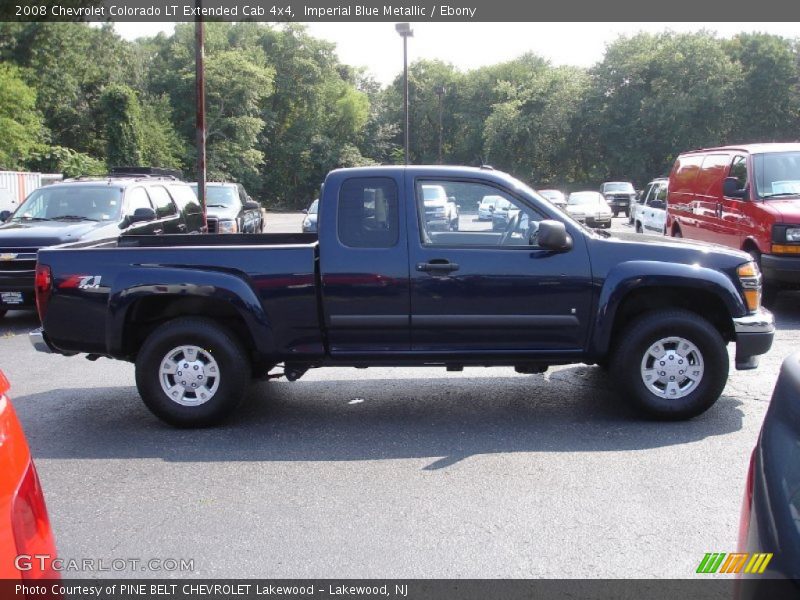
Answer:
[113, 22, 800, 85]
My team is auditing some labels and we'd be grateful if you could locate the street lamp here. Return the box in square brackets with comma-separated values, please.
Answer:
[395, 22, 413, 165]
[434, 85, 446, 164]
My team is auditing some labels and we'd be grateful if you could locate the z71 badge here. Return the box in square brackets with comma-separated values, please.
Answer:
[59, 275, 103, 290]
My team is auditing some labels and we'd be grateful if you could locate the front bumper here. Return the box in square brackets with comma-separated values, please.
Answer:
[761, 253, 800, 286]
[0, 270, 36, 309]
[733, 308, 775, 370]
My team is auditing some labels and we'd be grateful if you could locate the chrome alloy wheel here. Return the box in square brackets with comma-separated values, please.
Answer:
[640, 336, 704, 399]
[159, 345, 220, 406]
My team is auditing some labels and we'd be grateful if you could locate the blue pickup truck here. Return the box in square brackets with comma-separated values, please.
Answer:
[30, 166, 774, 427]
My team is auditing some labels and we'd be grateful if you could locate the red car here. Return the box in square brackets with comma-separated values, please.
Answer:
[666, 143, 800, 304]
[0, 370, 58, 580]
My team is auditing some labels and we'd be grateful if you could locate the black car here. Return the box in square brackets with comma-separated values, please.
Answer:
[600, 181, 636, 217]
[0, 171, 203, 318]
[736, 351, 800, 597]
[189, 182, 263, 234]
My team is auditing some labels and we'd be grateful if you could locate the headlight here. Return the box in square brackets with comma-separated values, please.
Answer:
[217, 219, 238, 233]
[787, 227, 800, 242]
[737, 261, 761, 312]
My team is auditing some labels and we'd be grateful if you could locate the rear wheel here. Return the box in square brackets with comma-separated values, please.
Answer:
[0, 309, 6, 321]
[635, 222, 643, 233]
[611, 309, 728, 420]
[135, 317, 250, 427]
[672, 226, 682, 238]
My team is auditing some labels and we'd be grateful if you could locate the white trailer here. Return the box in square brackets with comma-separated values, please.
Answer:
[0, 171, 42, 214]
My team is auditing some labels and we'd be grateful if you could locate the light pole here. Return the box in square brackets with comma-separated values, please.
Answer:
[434, 85, 445, 164]
[395, 23, 413, 165]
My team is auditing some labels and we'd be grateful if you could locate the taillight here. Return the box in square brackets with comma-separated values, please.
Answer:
[12, 463, 58, 580]
[737, 449, 756, 554]
[34, 264, 52, 323]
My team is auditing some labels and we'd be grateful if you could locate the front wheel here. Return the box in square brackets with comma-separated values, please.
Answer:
[0, 309, 6, 321]
[135, 317, 251, 427]
[610, 309, 728, 420]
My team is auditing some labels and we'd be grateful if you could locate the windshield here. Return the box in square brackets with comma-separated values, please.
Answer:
[422, 185, 447, 203]
[602, 182, 634, 193]
[13, 185, 123, 222]
[190, 184, 240, 207]
[480, 196, 501, 207]
[539, 190, 564, 202]
[308, 199, 319, 214]
[568, 193, 599, 206]
[754, 152, 800, 198]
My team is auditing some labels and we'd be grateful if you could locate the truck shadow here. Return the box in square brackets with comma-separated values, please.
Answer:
[14, 366, 745, 470]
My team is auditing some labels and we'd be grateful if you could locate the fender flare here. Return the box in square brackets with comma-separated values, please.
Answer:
[590, 260, 747, 357]
[105, 266, 276, 358]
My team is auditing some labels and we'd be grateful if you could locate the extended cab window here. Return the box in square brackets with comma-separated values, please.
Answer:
[337, 177, 399, 248]
[416, 180, 542, 248]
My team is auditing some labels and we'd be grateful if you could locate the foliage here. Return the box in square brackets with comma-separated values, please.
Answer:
[2, 23, 800, 201]
[0, 62, 43, 169]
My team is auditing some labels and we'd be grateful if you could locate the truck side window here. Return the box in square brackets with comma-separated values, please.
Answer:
[337, 177, 399, 248]
[416, 180, 542, 247]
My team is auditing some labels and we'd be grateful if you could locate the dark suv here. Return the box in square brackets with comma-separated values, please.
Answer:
[0, 169, 202, 319]
[600, 181, 636, 217]
[189, 182, 263, 234]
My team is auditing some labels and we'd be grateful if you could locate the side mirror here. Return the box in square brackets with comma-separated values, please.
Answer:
[536, 220, 573, 251]
[0, 210, 10, 223]
[302, 208, 308, 214]
[244, 201, 260, 210]
[129, 207, 156, 224]
[489, 205, 495, 212]
[723, 177, 747, 199]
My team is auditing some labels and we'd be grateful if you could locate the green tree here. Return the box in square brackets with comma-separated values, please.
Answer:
[0, 63, 43, 169]
[724, 33, 800, 143]
[100, 84, 144, 168]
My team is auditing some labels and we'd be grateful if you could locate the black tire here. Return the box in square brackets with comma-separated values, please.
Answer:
[672, 227, 682, 238]
[0, 309, 6, 320]
[135, 317, 251, 427]
[610, 309, 728, 420]
[635, 222, 643, 233]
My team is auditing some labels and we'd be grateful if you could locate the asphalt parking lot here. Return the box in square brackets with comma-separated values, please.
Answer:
[2, 214, 798, 579]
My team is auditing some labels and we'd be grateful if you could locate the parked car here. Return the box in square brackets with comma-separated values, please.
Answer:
[0, 168, 203, 319]
[0, 370, 59, 580]
[537, 189, 567, 211]
[566, 191, 613, 228]
[666, 143, 800, 305]
[421, 184, 458, 231]
[302, 199, 319, 233]
[30, 165, 774, 427]
[736, 351, 800, 596]
[491, 197, 514, 231]
[477, 195, 504, 220]
[189, 182, 263, 234]
[633, 178, 668, 235]
[600, 181, 636, 217]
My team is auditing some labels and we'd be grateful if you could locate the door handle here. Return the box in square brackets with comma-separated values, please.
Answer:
[153, 228, 164, 235]
[416, 261, 459, 273]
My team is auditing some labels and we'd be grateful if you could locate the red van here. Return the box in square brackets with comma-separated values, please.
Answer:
[666, 143, 800, 303]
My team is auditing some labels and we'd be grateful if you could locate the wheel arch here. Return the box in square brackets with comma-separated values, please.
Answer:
[591, 261, 745, 359]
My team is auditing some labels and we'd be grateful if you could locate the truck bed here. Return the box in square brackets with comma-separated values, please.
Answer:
[38, 234, 323, 359]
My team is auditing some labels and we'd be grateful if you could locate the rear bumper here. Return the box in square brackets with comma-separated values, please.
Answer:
[29, 328, 54, 354]
[733, 308, 775, 370]
[761, 254, 800, 286]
